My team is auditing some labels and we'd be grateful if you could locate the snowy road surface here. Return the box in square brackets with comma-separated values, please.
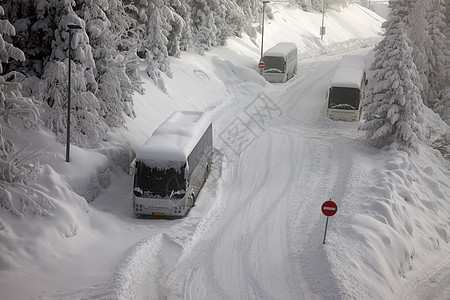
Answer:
[116, 49, 372, 299]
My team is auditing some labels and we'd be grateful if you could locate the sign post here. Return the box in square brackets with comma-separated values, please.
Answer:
[321, 200, 337, 244]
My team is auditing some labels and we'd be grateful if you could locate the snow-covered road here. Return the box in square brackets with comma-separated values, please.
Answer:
[130, 49, 371, 299]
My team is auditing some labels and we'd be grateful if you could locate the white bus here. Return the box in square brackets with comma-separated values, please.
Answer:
[132, 111, 213, 218]
[327, 55, 367, 122]
[262, 42, 298, 83]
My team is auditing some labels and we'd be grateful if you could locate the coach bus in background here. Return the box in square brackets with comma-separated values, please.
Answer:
[131, 111, 213, 218]
[327, 55, 367, 122]
[262, 42, 298, 83]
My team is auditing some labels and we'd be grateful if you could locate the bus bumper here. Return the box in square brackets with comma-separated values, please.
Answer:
[327, 109, 361, 122]
[133, 197, 189, 217]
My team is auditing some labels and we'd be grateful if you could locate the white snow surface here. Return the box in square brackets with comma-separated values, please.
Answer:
[136, 110, 211, 163]
[1, 4, 449, 300]
[330, 65, 366, 89]
[264, 42, 297, 57]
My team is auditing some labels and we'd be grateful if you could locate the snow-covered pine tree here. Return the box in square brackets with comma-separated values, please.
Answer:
[426, 0, 448, 113]
[237, 0, 262, 40]
[0, 4, 39, 163]
[221, 0, 246, 40]
[131, 0, 172, 91]
[360, 16, 425, 152]
[39, 3, 107, 147]
[145, 0, 173, 80]
[2, 0, 55, 76]
[190, 0, 218, 53]
[0, 5, 47, 219]
[209, 0, 227, 46]
[106, 0, 143, 115]
[167, 0, 192, 55]
[408, 0, 432, 107]
[52, 2, 98, 93]
[78, 0, 138, 126]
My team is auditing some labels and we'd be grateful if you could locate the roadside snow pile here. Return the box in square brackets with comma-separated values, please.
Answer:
[109, 234, 182, 299]
[0, 124, 134, 271]
[327, 108, 450, 299]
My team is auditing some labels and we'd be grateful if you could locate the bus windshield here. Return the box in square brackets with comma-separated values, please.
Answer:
[264, 56, 285, 73]
[133, 161, 186, 199]
[328, 87, 361, 110]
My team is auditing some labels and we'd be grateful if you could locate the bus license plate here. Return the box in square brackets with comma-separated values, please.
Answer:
[153, 212, 164, 216]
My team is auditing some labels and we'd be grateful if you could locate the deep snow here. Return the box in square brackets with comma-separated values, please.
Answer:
[1, 4, 449, 300]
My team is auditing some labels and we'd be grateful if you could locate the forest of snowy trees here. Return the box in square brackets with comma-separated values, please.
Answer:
[0, 0, 449, 206]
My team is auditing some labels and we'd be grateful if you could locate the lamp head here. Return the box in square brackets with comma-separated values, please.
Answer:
[67, 24, 82, 30]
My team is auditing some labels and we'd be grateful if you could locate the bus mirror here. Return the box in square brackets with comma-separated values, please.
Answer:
[365, 79, 368, 85]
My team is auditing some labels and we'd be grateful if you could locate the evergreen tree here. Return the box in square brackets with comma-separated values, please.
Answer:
[407, 0, 431, 107]
[2, 0, 55, 76]
[426, 0, 448, 111]
[145, 0, 173, 79]
[221, 0, 246, 40]
[41, 3, 107, 147]
[360, 16, 425, 152]
[237, 0, 262, 40]
[167, 0, 192, 55]
[0, 4, 44, 218]
[78, 0, 138, 126]
[39, 60, 107, 148]
[190, 0, 217, 53]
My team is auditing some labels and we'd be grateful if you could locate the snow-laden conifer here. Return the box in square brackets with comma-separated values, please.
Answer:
[360, 18, 425, 152]
[145, 1, 173, 79]
[190, 0, 218, 53]
[39, 60, 107, 148]
[0, 5, 47, 219]
[426, 0, 448, 112]
[407, 0, 432, 107]
[81, 0, 138, 126]
[168, 0, 192, 54]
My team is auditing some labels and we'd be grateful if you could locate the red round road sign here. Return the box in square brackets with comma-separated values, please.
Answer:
[322, 200, 337, 217]
[258, 61, 265, 69]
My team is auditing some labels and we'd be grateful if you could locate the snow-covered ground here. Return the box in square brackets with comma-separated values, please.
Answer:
[1, 4, 449, 299]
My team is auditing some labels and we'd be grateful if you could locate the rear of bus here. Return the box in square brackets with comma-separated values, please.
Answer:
[262, 42, 297, 83]
[327, 66, 365, 122]
[133, 158, 191, 217]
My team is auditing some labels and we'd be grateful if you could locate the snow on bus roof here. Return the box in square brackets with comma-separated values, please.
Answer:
[330, 65, 365, 89]
[136, 111, 211, 163]
[264, 42, 297, 57]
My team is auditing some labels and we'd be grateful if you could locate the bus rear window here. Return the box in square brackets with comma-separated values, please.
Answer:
[328, 87, 361, 110]
[133, 161, 186, 199]
[264, 56, 285, 72]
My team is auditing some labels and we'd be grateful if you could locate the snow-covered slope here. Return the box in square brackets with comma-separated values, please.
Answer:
[1, 4, 449, 299]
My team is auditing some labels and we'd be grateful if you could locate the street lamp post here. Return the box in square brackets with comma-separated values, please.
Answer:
[66, 24, 82, 163]
[260, 1, 270, 74]
[320, 0, 326, 40]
